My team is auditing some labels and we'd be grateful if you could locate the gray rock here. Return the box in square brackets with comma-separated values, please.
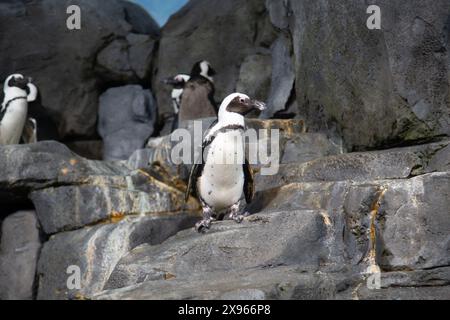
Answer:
[0, 0, 159, 139]
[0, 141, 128, 204]
[96, 266, 342, 300]
[251, 172, 450, 271]
[98, 85, 157, 160]
[257, 140, 450, 190]
[261, 34, 296, 118]
[265, 0, 291, 30]
[152, 0, 274, 119]
[96, 34, 156, 82]
[36, 214, 199, 300]
[287, 0, 450, 150]
[0, 211, 41, 300]
[104, 210, 328, 290]
[236, 54, 272, 102]
[30, 173, 199, 235]
[281, 133, 343, 164]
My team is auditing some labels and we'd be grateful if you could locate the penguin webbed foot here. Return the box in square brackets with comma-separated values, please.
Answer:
[195, 218, 213, 233]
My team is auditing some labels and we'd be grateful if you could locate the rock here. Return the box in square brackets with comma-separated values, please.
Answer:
[96, 266, 342, 300]
[286, 0, 450, 150]
[251, 172, 450, 271]
[261, 34, 296, 118]
[98, 85, 157, 160]
[265, 0, 291, 30]
[257, 140, 450, 190]
[281, 133, 343, 164]
[30, 172, 199, 235]
[0, 0, 159, 139]
[36, 214, 199, 300]
[65, 140, 103, 160]
[236, 54, 272, 102]
[96, 34, 156, 82]
[103, 210, 329, 291]
[152, 0, 275, 120]
[0, 141, 128, 204]
[0, 211, 41, 300]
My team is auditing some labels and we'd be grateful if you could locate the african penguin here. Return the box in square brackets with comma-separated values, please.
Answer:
[163, 74, 190, 131]
[0, 74, 38, 145]
[178, 60, 218, 122]
[186, 93, 266, 232]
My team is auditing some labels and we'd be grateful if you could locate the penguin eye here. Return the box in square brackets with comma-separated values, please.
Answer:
[239, 98, 245, 103]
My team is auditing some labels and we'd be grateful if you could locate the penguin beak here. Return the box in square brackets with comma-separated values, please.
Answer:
[251, 100, 266, 111]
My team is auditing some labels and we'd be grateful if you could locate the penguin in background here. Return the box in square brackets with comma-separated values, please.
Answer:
[163, 74, 190, 131]
[0, 74, 39, 145]
[185, 92, 266, 232]
[178, 60, 218, 123]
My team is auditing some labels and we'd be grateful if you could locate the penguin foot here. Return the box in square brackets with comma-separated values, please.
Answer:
[229, 212, 246, 224]
[195, 218, 213, 233]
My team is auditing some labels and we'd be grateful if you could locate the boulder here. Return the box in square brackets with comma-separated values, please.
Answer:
[36, 214, 199, 300]
[236, 54, 272, 103]
[103, 210, 329, 290]
[152, 0, 276, 120]
[0, 211, 42, 300]
[0, 0, 159, 139]
[284, 0, 450, 150]
[98, 85, 157, 160]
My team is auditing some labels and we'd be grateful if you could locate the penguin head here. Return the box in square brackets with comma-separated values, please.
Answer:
[219, 93, 266, 120]
[191, 60, 216, 82]
[163, 74, 190, 89]
[3, 74, 38, 102]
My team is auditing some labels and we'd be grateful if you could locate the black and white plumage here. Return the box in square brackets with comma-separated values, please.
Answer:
[186, 93, 266, 232]
[0, 74, 38, 145]
[163, 74, 190, 131]
[178, 60, 218, 122]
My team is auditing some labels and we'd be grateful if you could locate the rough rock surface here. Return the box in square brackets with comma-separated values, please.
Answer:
[152, 0, 276, 120]
[285, 0, 450, 150]
[0, 0, 159, 139]
[98, 85, 157, 160]
[37, 214, 199, 300]
[0, 211, 41, 300]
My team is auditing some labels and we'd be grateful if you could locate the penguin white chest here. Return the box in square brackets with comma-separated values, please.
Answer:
[198, 130, 245, 210]
[0, 100, 28, 145]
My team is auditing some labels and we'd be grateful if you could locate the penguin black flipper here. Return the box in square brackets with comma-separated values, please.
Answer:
[185, 119, 218, 202]
[243, 158, 255, 204]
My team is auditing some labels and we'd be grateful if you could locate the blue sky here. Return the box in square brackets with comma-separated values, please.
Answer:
[133, 0, 189, 26]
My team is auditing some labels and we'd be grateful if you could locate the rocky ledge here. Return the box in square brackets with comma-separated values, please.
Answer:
[1, 124, 448, 300]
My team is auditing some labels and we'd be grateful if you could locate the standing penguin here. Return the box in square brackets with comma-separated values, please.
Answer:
[185, 93, 266, 232]
[178, 60, 218, 123]
[163, 74, 190, 131]
[0, 74, 38, 145]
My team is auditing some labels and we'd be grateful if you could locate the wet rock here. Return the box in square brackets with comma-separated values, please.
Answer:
[0, 211, 41, 300]
[98, 85, 157, 160]
[0, 0, 159, 139]
[36, 214, 199, 300]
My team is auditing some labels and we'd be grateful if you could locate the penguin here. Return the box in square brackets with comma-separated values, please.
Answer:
[163, 74, 190, 131]
[185, 93, 266, 232]
[0, 74, 38, 145]
[178, 60, 218, 122]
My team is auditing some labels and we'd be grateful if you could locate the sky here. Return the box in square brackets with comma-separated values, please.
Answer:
[133, 0, 189, 26]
